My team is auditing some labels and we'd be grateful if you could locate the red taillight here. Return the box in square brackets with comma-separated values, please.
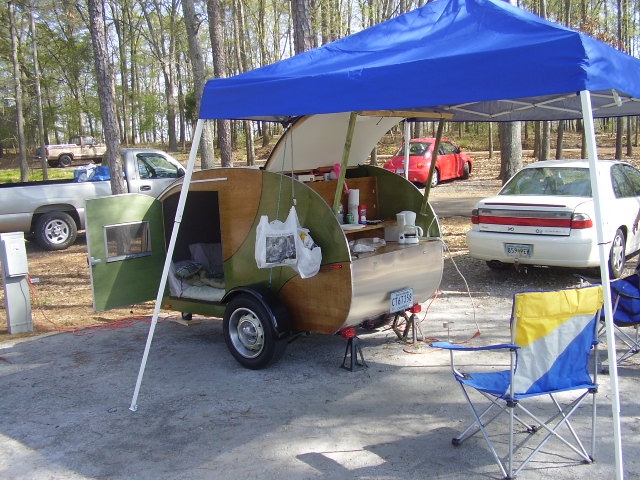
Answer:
[570, 213, 593, 229]
[471, 208, 479, 224]
[410, 304, 422, 314]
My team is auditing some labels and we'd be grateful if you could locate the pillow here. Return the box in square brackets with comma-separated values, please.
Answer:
[189, 243, 223, 272]
[174, 261, 202, 279]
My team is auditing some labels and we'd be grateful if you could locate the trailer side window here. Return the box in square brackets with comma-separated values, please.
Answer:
[104, 221, 152, 262]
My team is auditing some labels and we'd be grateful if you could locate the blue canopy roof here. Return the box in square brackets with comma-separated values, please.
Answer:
[200, 0, 640, 122]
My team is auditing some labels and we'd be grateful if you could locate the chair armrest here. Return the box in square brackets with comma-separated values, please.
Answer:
[430, 341, 519, 351]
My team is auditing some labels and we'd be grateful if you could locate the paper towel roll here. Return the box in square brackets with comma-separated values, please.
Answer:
[348, 189, 360, 206]
[348, 189, 360, 224]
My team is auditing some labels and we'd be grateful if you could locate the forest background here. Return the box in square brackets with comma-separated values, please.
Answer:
[1, 0, 640, 181]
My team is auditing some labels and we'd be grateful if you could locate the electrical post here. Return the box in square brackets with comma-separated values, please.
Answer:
[0, 232, 32, 333]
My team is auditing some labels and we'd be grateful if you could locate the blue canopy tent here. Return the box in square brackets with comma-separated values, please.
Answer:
[132, 1, 640, 476]
[199, 0, 640, 122]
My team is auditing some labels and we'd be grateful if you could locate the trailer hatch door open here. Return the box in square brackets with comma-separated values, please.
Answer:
[86, 193, 166, 311]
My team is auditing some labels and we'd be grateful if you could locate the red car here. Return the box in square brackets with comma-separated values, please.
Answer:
[383, 138, 473, 188]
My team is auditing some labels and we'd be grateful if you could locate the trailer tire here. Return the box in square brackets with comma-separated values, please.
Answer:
[58, 154, 73, 168]
[34, 212, 77, 250]
[223, 294, 287, 369]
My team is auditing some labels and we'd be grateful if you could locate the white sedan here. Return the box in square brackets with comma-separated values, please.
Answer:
[466, 160, 640, 278]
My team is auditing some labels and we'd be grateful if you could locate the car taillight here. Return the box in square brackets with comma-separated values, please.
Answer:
[570, 213, 593, 229]
[471, 208, 479, 224]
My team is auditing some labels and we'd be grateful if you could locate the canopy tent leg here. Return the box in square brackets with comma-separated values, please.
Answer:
[129, 119, 205, 412]
[580, 90, 624, 480]
[421, 118, 445, 210]
[332, 111, 357, 215]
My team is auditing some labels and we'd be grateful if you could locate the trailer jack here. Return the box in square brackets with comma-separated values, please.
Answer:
[392, 308, 423, 344]
[340, 327, 368, 371]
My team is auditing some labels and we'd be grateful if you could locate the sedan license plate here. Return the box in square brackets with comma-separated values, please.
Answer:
[390, 288, 413, 313]
[506, 243, 532, 258]
[396, 168, 405, 174]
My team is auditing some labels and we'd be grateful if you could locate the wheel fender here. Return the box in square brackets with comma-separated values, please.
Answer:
[222, 286, 291, 339]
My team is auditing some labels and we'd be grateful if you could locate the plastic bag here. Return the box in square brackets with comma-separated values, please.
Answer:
[295, 227, 322, 278]
[73, 164, 96, 182]
[255, 206, 322, 278]
[349, 237, 386, 253]
[255, 207, 298, 269]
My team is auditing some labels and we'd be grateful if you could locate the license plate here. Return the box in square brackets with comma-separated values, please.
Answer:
[390, 288, 413, 313]
[506, 243, 532, 258]
[396, 168, 405, 174]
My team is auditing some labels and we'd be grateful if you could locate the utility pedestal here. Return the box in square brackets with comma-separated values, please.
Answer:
[0, 232, 32, 333]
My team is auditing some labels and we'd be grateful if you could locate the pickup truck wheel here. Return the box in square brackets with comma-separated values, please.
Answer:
[223, 294, 287, 369]
[34, 212, 77, 250]
[58, 154, 73, 168]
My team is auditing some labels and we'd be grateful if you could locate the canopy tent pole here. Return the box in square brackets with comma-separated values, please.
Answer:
[332, 111, 357, 214]
[403, 121, 410, 180]
[129, 119, 205, 412]
[421, 118, 445, 210]
[580, 90, 624, 479]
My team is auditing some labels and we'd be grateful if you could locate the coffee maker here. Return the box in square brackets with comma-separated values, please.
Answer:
[397, 211, 423, 244]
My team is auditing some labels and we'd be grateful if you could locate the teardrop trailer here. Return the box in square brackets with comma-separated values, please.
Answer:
[86, 112, 445, 370]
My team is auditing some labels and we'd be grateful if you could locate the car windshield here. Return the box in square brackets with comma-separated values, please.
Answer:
[396, 142, 430, 156]
[500, 167, 592, 197]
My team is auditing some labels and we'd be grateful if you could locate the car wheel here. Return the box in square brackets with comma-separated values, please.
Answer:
[609, 228, 626, 279]
[223, 294, 287, 369]
[461, 162, 471, 180]
[34, 212, 77, 250]
[430, 169, 439, 188]
[58, 154, 73, 168]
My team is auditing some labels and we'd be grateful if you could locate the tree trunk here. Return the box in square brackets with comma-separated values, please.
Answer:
[615, 116, 624, 159]
[540, 120, 550, 161]
[9, 1, 28, 183]
[499, 122, 522, 184]
[291, 0, 314, 54]
[30, 8, 48, 180]
[86, 0, 124, 194]
[627, 116, 633, 156]
[207, 0, 233, 167]
[488, 122, 494, 159]
[182, 0, 215, 168]
[233, 0, 256, 166]
[555, 120, 565, 159]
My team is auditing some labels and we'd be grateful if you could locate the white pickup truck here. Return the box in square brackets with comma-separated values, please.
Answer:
[35, 135, 108, 168]
[0, 148, 185, 250]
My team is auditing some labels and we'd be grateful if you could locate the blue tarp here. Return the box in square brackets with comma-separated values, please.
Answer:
[200, 0, 640, 122]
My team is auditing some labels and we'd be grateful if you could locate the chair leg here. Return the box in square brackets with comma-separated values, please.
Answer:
[454, 384, 595, 480]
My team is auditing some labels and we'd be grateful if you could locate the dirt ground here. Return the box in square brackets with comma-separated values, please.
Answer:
[1, 143, 640, 340]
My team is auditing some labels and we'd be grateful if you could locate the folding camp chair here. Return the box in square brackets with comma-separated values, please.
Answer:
[432, 286, 603, 479]
[602, 273, 640, 368]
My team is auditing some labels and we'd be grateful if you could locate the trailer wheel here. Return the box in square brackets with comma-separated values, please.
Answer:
[58, 154, 73, 168]
[223, 294, 286, 369]
[34, 212, 77, 250]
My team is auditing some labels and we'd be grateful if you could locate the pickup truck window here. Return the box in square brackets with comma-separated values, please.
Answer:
[136, 153, 182, 179]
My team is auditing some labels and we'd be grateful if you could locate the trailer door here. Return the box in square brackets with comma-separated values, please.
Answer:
[86, 193, 166, 311]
